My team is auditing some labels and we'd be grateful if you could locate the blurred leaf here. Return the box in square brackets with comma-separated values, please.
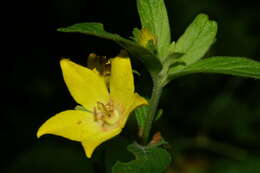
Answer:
[201, 94, 259, 143]
[171, 157, 209, 173]
[168, 56, 260, 80]
[137, 0, 171, 59]
[58, 23, 162, 75]
[133, 69, 141, 76]
[212, 158, 260, 173]
[155, 109, 163, 121]
[112, 143, 171, 173]
[168, 14, 217, 69]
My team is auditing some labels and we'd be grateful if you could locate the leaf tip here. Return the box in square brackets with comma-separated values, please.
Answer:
[197, 13, 209, 20]
[57, 27, 66, 32]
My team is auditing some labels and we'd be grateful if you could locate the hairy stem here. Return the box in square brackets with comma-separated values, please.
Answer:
[142, 77, 163, 144]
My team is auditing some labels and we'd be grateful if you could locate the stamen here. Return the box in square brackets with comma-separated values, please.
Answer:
[93, 101, 119, 126]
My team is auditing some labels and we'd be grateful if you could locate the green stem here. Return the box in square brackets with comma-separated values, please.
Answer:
[142, 77, 163, 144]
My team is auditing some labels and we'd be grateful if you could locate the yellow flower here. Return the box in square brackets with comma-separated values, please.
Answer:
[37, 52, 148, 158]
[138, 28, 156, 47]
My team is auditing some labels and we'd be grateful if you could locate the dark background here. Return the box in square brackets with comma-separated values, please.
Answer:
[5, 0, 260, 172]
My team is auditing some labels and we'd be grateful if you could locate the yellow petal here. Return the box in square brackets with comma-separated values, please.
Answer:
[37, 110, 96, 141]
[129, 93, 148, 113]
[119, 93, 148, 128]
[81, 127, 121, 158]
[37, 110, 122, 158]
[60, 59, 109, 110]
[110, 54, 134, 106]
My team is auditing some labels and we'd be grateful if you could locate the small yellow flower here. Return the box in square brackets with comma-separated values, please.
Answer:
[138, 28, 156, 47]
[37, 52, 148, 158]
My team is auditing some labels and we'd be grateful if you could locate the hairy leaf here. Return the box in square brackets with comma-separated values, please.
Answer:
[112, 143, 171, 173]
[168, 56, 260, 80]
[169, 14, 217, 68]
[137, 0, 171, 59]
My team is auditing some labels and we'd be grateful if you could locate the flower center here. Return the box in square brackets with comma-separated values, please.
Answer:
[93, 101, 119, 126]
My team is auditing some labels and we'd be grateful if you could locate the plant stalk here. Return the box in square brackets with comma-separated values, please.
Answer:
[142, 77, 163, 144]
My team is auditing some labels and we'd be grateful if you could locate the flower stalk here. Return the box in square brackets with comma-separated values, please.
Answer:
[141, 62, 170, 144]
[142, 76, 164, 144]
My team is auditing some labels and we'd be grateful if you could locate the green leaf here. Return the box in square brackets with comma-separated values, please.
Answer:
[137, 0, 171, 59]
[112, 143, 171, 173]
[170, 14, 217, 67]
[168, 56, 260, 80]
[134, 105, 149, 128]
[58, 22, 162, 75]
[167, 41, 176, 57]
[164, 52, 185, 67]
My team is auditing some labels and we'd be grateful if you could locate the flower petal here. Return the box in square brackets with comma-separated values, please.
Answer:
[37, 110, 97, 141]
[110, 54, 134, 106]
[119, 93, 148, 128]
[81, 127, 121, 158]
[129, 93, 148, 113]
[60, 59, 109, 110]
[37, 110, 122, 158]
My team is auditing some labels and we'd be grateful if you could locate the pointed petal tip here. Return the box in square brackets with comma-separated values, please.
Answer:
[81, 128, 123, 159]
[36, 122, 50, 139]
[136, 93, 149, 106]
[36, 127, 44, 139]
[143, 97, 149, 105]
[86, 150, 93, 159]
[82, 142, 95, 159]
[36, 132, 41, 139]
